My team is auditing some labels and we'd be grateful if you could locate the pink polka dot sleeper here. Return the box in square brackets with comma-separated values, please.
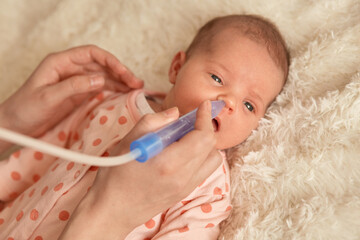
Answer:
[0, 89, 231, 240]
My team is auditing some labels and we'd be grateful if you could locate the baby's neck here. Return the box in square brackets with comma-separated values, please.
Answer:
[145, 96, 164, 113]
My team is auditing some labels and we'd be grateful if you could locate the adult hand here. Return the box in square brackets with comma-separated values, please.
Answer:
[0, 45, 143, 140]
[59, 101, 222, 240]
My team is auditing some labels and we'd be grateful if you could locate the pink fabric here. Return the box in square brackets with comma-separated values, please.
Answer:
[0, 89, 231, 240]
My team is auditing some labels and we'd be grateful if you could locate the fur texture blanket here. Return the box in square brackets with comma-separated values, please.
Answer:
[0, 0, 359, 239]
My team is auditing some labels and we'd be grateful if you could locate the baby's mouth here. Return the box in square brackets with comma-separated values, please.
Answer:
[212, 118, 219, 132]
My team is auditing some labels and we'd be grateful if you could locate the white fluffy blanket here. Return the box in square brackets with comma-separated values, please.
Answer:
[0, 0, 359, 239]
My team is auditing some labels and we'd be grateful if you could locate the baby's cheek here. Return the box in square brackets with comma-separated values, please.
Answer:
[175, 97, 203, 115]
[218, 121, 253, 149]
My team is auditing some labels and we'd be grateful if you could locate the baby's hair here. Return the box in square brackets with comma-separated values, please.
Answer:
[186, 14, 290, 82]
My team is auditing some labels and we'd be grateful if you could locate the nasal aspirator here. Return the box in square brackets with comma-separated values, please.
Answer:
[0, 100, 224, 166]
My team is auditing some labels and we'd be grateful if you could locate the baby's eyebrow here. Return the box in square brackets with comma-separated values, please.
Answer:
[208, 60, 230, 74]
[249, 90, 265, 112]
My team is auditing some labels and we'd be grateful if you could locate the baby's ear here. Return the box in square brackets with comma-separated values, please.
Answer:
[168, 51, 186, 84]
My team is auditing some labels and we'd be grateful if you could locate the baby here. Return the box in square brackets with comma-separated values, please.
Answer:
[0, 14, 289, 239]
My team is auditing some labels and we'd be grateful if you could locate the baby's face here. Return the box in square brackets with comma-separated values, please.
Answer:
[162, 29, 284, 149]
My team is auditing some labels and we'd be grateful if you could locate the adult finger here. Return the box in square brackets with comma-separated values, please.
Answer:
[154, 100, 216, 172]
[194, 100, 213, 131]
[103, 79, 131, 92]
[72, 45, 144, 89]
[190, 149, 222, 187]
[42, 74, 105, 105]
[81, 62, 143, 92]
[115, 107, 180, 152]
[172, 100, 215, 161]
[168, 149, 222, 201]
[35, 45, 143, 89]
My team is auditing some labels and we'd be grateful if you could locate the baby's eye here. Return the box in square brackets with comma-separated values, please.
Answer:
[243, 101, 254, 112]
[210, 74, 223, 85]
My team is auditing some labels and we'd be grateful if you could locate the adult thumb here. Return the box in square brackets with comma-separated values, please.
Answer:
[116, 107, 179, 151]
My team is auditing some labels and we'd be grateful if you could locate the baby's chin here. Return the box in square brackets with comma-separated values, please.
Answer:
[213, 119, 236, 150]
[214, 129, 244, 150]
[214, 134, 233, 150]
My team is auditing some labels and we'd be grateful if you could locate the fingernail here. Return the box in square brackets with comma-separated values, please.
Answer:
[163, 107, 178, 117]
[90, 76, 104, 88]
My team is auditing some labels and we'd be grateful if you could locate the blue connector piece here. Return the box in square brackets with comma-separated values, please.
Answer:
[130, 100, 225, 162]
[129, 132, 162, 162]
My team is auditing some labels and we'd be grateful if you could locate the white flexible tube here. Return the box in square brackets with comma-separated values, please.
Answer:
[0, 127, 141, 167]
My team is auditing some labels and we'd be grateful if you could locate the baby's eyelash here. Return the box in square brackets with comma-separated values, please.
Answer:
[210, 74, 223, 85]
[243, 101, 255, 112]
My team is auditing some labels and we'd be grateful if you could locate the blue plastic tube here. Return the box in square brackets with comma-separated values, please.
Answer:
[130, 100, 225, 162]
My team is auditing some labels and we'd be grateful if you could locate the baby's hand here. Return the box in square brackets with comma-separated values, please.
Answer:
[0, 45, 143, 139]
[62, 101, 221, 239]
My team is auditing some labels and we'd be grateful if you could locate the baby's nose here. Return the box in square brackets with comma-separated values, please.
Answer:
[217, 95, 236, 114]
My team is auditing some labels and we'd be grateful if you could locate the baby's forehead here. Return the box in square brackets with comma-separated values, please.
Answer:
[209, 27, 248, 45]
[190, 27, 245, 58]
[203, 29, 267, 60]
